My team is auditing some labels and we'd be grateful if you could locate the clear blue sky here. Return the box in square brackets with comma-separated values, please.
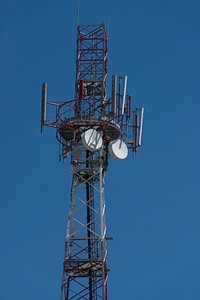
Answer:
[1, 0, 200, 299]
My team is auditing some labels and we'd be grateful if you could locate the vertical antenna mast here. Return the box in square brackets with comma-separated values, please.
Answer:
[77, 0, 80, 27]
[41, 22, 144, 300]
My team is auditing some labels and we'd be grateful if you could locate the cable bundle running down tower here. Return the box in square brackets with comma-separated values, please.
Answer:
[41, 23, 144, 300]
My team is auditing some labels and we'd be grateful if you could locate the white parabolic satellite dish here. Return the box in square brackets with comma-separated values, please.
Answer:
[81, 128, 103, 151]
[108, 139, 128, 160]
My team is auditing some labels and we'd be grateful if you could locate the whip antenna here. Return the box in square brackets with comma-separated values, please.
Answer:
[77, 0, 80, 26]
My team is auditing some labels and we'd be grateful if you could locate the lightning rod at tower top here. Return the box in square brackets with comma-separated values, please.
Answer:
[41, 21, 144, 300]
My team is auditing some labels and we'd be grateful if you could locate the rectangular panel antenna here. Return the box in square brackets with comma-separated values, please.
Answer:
[111, 75, 117, 115]
[128, 95, 132, 118]
[138, 107, 144, 146]
[41, 82, 47, 132]
[133, 111, 138, 152]
[121, 75, 127, 115]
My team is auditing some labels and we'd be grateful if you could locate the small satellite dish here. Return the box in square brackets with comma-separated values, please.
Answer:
[81, 129, 103, 151]
[108, 139, 128, 160]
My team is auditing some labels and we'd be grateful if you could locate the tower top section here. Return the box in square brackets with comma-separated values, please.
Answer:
[75, 23, 108, 105]
[41, 23, 144, 160]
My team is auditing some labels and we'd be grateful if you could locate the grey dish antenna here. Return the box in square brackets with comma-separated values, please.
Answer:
[108, 139, 128, 160]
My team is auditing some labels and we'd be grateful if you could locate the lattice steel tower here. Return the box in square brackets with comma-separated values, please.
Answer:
[41, 23, 144, 300]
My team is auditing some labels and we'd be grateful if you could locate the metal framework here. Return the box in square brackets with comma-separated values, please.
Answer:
[41, 23, 143, 300]
[60, 148, 108, 300]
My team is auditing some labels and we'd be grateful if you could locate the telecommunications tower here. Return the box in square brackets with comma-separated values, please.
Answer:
[41, 23, 144, 300]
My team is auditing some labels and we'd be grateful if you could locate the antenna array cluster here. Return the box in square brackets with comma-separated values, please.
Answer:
[41, 24, 144, 161]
